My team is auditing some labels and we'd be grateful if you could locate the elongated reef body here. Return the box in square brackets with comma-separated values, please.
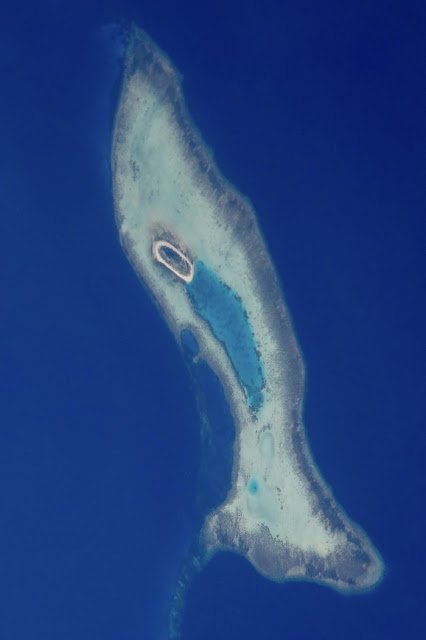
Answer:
[111, 26, 384, 604]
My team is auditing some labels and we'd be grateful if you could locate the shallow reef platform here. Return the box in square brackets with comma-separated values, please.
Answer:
[111, 23, 384, 635]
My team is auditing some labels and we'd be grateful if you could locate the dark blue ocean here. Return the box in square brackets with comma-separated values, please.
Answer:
[1, 1, 425, 638]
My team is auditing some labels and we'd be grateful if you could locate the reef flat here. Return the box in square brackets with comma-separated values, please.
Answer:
[111, 24, 383, 626]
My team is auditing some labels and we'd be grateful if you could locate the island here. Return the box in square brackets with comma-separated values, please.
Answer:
[111, 25, 384, 637]
[152, 239, 194, 283]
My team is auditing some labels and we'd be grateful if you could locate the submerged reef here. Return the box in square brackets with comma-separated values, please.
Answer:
[111, 25, 383, 637]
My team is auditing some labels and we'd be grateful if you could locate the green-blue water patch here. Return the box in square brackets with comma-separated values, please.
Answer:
[248, 478, 260, 495]
[186, 260, 264, 411]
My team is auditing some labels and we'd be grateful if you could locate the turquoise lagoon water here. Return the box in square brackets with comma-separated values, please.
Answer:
[247, 478, 260, 495]
[186, 261, 264, 411]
